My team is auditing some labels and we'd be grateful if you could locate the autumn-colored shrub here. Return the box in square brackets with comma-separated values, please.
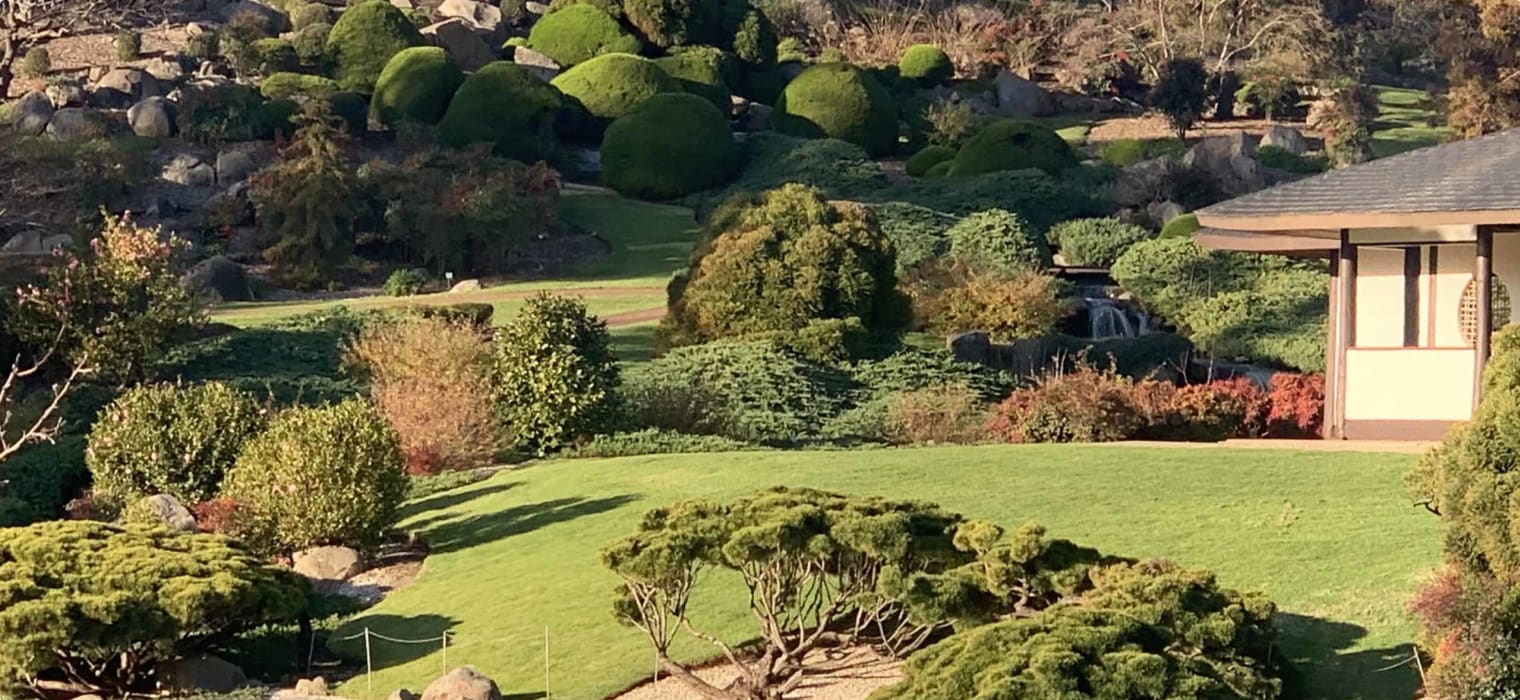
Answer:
[883, 384, 988, 445]
[346, 315, 501, 474]
[986, 364, 1142, 444]
[905, 262, 1065, 341]
[1266, 372, 1324, 437]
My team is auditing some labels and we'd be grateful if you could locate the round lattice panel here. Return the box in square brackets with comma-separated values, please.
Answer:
[1460, 275, 1511, 346]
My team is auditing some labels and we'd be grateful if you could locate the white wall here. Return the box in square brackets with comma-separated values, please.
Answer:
[1344, 348, 1475, 421]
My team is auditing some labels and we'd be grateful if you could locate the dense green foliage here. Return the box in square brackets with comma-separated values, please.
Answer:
[1049, 217, 1153, 267]
[867, 201, 957, 271]
[87, 382, 266, 506]
[898, 44, 953, 86]
[772, 63, 898, 156]
[384, 268, 427, 296]
[551, 52, 681, 124]
[905, 144, 955, 177]
[946, 208, 1050, 271]
[0, 437, 87, 527]
[291, 2, 331, 30]
[222, 398, 406, 553]
[369, 46, 464, 126]
[438, 62, 562, 161]
[1150, 58, 1209, 138]
[659, 184, 906, 349]
[528, 4, 643, 67]
[492, 293, 621, 454]
[250, 106, 359, 289]
[1160, 212, 1201, 239]
[261, 72, 340, 100]
[0, 521, 307, 696]
[947, 119, 1078, 177]
[162, 308, 369, 405]
[652, 46, 735, 109]
[601, 93, 738, 199]
[1112, 238, 1327, 371]
[325, 0, 426, 92]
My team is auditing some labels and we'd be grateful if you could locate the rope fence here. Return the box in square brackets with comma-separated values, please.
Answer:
[334, 627, 554, 699]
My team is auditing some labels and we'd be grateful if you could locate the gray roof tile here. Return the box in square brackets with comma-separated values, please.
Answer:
[1200, 129, 1520, 218]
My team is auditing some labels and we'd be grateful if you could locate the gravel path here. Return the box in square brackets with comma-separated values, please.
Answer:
[613, 648, 902, 700]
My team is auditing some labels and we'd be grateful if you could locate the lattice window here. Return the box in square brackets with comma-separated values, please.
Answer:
[1460, 275, 1512, 346]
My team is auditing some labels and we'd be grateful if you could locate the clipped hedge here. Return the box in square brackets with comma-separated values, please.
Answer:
[947, 208, 1050, 271]
[260, 72, 340, 100]
[1048, 217, 1153, 268]
[370, 46, 464, 126]
[601, 92, 738, 200]
[326, 0, 426, 92]
[1160, 212, 1200, 239]
[947, 119, 1078, 177]
[0, 437, 87, 527]
[652, 45, 735, 110]
[551, 52, 679, 123]
[771, 63, 897, 156]
[528, 3, 642, 67]
[898, 44, 952, 86]
[905, 143, 955, 177]
[438, 61, 562, 161]
[866, 201, 956, 272]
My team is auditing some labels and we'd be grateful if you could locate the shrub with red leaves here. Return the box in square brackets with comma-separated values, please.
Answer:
[1265, 373, 1324, 437]
[191, 498, 244, 535]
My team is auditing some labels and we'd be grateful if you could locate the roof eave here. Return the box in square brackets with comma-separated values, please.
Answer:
[1198, 209, 1520, 232]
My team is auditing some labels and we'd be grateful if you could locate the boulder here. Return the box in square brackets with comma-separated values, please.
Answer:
[128, 96, 177, 138]
[293, 545, 362, 582]
[421, 668, 502, 700]
[1146, 200, 1186, 229]
[509, 46, 559, 81]
[45, 80, 86, 108]
[1260, 124, 1307, 155]
[219, 0, 289, 32]
[144, 55, 189, 84]
[183, 255, 253, 302]
[9, 91, 54, 136]
[389, 690, 419, 700]
[391, 0, 416, 9]
[46, 108, 110, 141]
[163, 153, 217, 187]
[992, 70, 1052, 117]
[294, 677, 331, 696]
[424, 18, 496, 72]
[165, 654, 246, 693]
[91, 68, 164, 109]
[1180, 132, 1264, 196]
[1114, 156, 1175, 208]
[449, 278, 482, 293]
[734, 99, 772, 133]
[437, 0, 502, 31]
[525, 0, 547, 13]
[134, 494, 198, 532]
[2, 232, 45, 253]
[216, 150, 258, 185]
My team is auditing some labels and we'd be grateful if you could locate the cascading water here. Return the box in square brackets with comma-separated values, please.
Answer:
[1085, 298, 1151, 339]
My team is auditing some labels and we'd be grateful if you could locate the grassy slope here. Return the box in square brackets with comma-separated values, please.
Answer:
[333, 445, 1437, 700]
[1371, 85, 1452, 159]
[211, 193, 700, 328]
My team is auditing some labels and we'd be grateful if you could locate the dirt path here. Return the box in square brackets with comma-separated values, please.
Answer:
[603, 307, 664, 327]
[612, 648, 902, 700]
[1122, 439, 1433, 455]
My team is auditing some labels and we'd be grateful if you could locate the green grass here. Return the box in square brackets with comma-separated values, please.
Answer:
[1034, 115, 1096, 146]
[210, 192, 698, 328]
[1371, 85, 1451, 159]
[333, 445, 1437, 700]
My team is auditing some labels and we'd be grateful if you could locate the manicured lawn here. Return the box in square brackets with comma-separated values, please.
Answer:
[1371, 85, 1451, 159]
[332, 445, 1437, 700]
[210, 193, 698, 328]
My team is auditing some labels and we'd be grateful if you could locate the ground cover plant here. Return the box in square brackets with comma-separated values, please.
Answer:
[332, 444, 1435, 700]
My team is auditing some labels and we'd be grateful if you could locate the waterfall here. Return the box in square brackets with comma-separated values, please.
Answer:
[1083, 297, 1151, 339]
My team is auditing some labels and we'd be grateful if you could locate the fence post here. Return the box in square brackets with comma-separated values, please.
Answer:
[441, 631, 448, 674]
[544, 626, 550, 698]
[364, 628, 373, 698]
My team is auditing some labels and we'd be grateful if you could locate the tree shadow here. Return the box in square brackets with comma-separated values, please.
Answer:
[417, 494, 639, 554]
[328, 614, 460, 672]
[502, 694, 547, 700]
[1275, 612, 1419, 700]
[401, 481, 522, 521]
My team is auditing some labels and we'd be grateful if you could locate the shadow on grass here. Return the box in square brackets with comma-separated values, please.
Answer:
[612, 323, 659, 367]
[1276, 612, 1419, 700]
[503, 694, 547, 700]
[417, 494, 640, 553]
[329, 613, 461, 672]
[401, 482, 522, 521]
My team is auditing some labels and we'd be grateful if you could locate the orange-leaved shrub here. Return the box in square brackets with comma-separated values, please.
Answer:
[346, 314, 501, 474]
[883, 383, 989, 445]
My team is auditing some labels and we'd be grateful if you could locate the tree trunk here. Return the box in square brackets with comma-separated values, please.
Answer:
[0, 38, 15, 101]
[657, 656, 747, 700]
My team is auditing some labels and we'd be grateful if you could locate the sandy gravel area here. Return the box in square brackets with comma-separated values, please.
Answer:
[613, 648, 902, 700]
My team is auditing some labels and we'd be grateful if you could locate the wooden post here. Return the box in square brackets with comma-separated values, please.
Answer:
[1325, 251, 1340, 439]
[1333, 231, 1357, 439]
[364, 628, 373, 698]
[1475, 226, 1494, 408]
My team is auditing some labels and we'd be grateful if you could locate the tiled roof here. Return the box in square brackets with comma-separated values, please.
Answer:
[1199, 129, 1520, 220]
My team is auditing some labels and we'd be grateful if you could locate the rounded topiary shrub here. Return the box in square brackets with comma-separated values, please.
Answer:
[260, 72, 340, 100]
[326, 0, 426, 92]
[293, 22, 331, 64]
[221, 398, 406, 553]
[252, 37, 300, 74]
[86, 382, 266, 507]
[602, 92, 739, 200]
[924, 159, 952, 178]
[291, 1, 331, 30]
[652, 46, 735, 110]
[528, 4, 643, 68]
[1048, 217, 1153, 268]
[947, 119, 1078, 177]
[1160, 212, 1200, 239]
[493, 293, 621, 455]
[898, 44, 952, 86]
[621, 0, 728, 48]
[438, 61, 562, 161]
[771, 63, 897, 157]
[551, 52, 680, 122]
[906, 144, 955, 177]
[370, 46, 464, 126]
[729, 7, 776, 66]
[946, 208, 1050, 271]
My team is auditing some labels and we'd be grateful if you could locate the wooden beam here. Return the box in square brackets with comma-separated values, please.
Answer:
[1475, 226, 1494, 408]
[1332, 230, 1357, 439]
[1325, 251, 1340, 439]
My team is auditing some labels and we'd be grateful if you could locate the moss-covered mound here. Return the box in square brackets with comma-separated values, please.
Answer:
[905, 144, 955, 177]
[326, 0, 426, 92]
[528, 4, 643, 67]
[370, 46, 464, 126]
[439, 61, 562, 161]
[260, 72, 340, 100]
[770, 63, 897, 156]
[923, 160, 952, 178]
[898, 44, 952, 86]
[1160, 212, 1200, 239]
[551, 52, 680, 123]
[653, 46, 736, 110]
[947, 119, 1078, 177]
[601, 92, 738, 200]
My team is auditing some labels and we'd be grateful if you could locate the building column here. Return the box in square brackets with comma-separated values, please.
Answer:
[1332, 231, 1356, 439]
[1475, 226, 1494, 408]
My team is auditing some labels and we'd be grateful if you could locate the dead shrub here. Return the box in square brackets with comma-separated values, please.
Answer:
[883, 384, 989, 445]
[816, 2, 1008, 76]
[346, 315, 501, 473]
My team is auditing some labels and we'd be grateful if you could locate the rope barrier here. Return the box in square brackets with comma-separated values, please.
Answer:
[340, 628, 550, 699]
